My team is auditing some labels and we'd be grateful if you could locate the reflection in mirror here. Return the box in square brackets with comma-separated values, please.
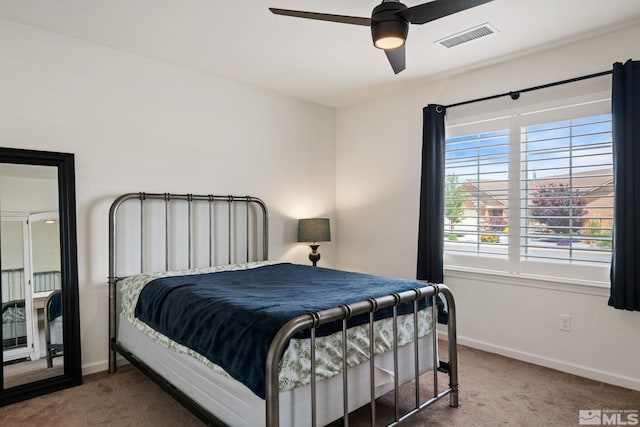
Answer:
[1, 164, 63, 389]
[0, 148, 80, 406]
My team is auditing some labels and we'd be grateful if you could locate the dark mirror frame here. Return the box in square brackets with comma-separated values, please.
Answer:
[0, 147, 82, 406]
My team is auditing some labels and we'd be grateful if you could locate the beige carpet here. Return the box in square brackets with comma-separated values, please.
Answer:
[1, 344, 638, 426]
[4, 357, 64, 389]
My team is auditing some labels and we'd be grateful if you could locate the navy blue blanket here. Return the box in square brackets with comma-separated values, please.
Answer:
[134, 263, 446, 399]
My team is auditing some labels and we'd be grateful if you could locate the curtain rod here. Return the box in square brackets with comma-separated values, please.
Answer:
[443, 69, 613, 109]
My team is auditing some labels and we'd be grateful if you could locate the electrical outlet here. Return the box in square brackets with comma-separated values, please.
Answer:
[560, 314, 571, 332]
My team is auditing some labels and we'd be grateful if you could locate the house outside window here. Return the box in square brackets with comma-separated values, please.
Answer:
[443, 95, 613, 283]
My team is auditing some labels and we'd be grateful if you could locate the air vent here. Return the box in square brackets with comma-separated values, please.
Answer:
[436, 23, 498, 48]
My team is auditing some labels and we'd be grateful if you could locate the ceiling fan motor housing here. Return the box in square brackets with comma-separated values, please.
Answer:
[371, 1, 409, 49]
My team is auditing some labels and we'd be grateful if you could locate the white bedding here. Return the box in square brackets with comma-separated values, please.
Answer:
[120, 262, 436, 392]
[118, 314, 436, 427]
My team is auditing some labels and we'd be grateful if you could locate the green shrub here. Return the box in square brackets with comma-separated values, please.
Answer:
[582, 220, 612, 248]
[480, 234, 499, 243]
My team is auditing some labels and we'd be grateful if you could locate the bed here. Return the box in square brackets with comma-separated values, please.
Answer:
[108, 192, 459, 426]
[2, 300, 27, 351]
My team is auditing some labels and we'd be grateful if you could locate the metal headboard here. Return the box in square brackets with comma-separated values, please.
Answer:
[109, 192, 268, 279]
[108, 191, 268, 372]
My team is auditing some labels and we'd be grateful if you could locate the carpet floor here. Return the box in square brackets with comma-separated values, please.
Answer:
[1, 344, 638, 426]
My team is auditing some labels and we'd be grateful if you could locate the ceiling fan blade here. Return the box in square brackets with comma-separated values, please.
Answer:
[399, 0, 494, 25]
[385, 46, 405, 74]
[269, 8, 371, 26]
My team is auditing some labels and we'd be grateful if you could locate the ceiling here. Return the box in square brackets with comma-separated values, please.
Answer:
[0, 0, 639, 108]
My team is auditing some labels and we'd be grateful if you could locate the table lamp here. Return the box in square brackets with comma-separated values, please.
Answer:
[298, 218, 331, 266]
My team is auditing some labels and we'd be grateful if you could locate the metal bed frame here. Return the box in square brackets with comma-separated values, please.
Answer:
[108, 192, 459, 427]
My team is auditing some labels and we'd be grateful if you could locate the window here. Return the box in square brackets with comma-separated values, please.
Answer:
[520, 114, 613, 264]
[444, 129, 509, 256]
[444, 97, 613, 282]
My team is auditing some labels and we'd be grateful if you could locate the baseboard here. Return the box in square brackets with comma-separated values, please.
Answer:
[82, 355, 128, 377]
[438, 331, 640, 392]
[82, 360, 108, 376]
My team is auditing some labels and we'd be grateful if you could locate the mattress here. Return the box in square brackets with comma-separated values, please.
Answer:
[118, 313, 435, 427]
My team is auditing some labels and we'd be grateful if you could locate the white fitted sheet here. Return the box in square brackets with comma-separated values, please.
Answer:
[118, 313, 436, 426]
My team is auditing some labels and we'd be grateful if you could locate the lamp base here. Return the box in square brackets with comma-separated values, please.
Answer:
[308, 244, 321, 267]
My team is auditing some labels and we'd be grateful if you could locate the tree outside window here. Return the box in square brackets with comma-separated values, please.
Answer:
[530, 183, 587, 235]
[445, 174, 466, 239]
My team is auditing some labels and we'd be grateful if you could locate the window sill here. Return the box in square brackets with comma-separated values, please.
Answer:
[443, 265, 610, 297]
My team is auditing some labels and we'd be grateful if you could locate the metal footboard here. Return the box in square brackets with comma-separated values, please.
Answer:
[266, 283, 458, 427]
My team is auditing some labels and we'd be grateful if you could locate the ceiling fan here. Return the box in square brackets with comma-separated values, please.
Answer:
[270, 0, 494, 74]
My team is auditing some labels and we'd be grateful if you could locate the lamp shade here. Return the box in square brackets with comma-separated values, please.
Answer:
[298, 218, 331, 243]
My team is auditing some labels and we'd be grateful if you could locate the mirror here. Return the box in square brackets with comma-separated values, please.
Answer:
[0, 147, 81, 406]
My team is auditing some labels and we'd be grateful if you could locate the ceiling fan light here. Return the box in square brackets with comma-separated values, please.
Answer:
[371, 18, 409, 50]
[374, 36, 405, 50]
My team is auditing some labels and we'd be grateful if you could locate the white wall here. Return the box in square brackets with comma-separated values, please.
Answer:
[0, 175, 60, 273]
[0, 18, 336, 374]
[336, 23, 640, 391]
[0, 175, 58, 212]
[31, 220, 61, 273]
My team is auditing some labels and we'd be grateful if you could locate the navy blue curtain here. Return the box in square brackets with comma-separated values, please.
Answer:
[609, 60, 640, 311]
[417, 104, 446, 283]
